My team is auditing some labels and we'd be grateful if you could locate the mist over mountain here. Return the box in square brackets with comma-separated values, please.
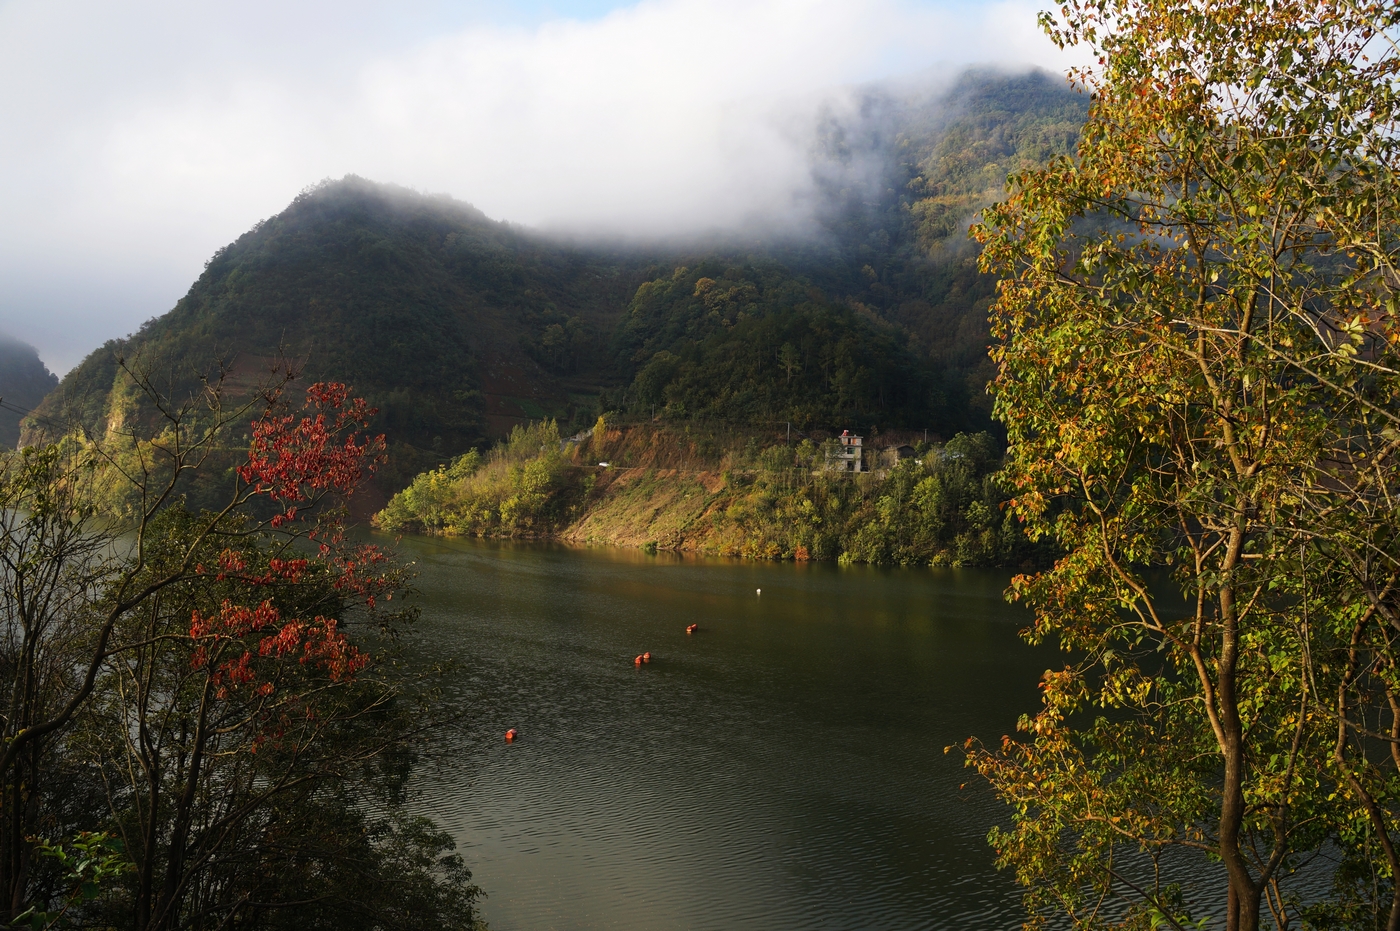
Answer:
[0, 0, 1077, 377]
[27, 69, 1087, 493]
[0, 336, 58, 449]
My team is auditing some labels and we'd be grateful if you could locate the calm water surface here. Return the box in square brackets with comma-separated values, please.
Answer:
[385, 535, 1054, 931]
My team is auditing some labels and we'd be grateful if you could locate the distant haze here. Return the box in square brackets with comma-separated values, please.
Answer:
[0, 333, 58, 448]
[0, 0, 1080, 375]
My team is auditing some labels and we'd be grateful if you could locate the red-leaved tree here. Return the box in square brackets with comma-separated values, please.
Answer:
[0, 366, 479, 929]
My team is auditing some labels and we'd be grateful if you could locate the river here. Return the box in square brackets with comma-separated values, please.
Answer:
[384, 534, 1055, 931]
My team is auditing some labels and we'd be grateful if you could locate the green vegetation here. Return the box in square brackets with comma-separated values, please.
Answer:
[375, 420, 576, 537]
[362, 68, 1094, 567]
[835, 433, 1030, 567]
[614, 262, 950, 427]
[791, 68, 1091, 421]
[964, 1, 1400, 928]
[906, 70, 1091, 253]
[29, 177, 644, 489]
[376, 422, 1049, 568]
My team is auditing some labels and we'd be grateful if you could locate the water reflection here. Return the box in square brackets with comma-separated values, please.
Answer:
[384, 536, 1054, 931]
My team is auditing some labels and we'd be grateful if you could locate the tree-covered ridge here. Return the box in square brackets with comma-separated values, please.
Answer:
[784, 69, 1091, 417]
[600, 72, 1089, 432]
[0, 336, 58, 448]
[614, 262, 953, 428]
[29, 177, 647, 487]
[907, 70, 1089, 251]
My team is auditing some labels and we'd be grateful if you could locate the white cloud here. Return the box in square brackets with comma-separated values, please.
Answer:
[0, 0, 1078, 373]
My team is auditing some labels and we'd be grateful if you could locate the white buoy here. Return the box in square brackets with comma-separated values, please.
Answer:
[756, 588, 762, 595]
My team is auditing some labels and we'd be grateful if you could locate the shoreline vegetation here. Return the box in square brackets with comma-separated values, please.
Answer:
[374, 418, 1052, 569]
[0, 374, 488, 929]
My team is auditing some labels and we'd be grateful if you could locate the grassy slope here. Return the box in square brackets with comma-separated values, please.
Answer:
[560, 468, 723, 550]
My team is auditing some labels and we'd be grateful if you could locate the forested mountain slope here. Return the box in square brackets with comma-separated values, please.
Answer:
[600, 68, 1087, 429]
[27, 68, 1087, 493]
[778, 68, 1089, 414]
[0, 337, 58, 448]
[29, 178, 649, 486]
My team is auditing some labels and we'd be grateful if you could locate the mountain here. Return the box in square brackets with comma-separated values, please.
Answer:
[598, 68, 1088, 429]
[0, 337, 58, 449]
[26, 68, 1088, 494]
[30, 179, 650, 487]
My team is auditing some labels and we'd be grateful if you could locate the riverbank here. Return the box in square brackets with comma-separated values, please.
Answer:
[374, 421, 1052, 568]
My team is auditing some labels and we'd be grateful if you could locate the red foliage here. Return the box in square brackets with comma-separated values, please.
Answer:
[189, 599, 368, 700]
[186, 384, 387, 711]
[264, 557, 309, 584]
[326, 543, 393, 608]
[238, 382, 385, 528]
[204, 550, 313, 586]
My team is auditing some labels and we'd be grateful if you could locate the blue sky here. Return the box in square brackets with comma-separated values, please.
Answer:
[0, 0, 1075, 373]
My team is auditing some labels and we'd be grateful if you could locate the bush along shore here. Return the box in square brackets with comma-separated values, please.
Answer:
[374, 419, 1053, 568]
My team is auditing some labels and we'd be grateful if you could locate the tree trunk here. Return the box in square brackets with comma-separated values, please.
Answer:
[1218, 537, 1259, 931]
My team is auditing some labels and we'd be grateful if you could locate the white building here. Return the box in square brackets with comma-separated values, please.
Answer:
[826, 430, 865, 473]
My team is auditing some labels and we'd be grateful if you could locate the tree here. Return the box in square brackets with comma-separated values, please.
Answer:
[0, 359, 481, 927]
[778, 342, 802, 385]
[964, 1, 1400, 929]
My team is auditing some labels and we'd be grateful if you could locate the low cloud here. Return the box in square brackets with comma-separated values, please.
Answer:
[0, 0, 1078, 373]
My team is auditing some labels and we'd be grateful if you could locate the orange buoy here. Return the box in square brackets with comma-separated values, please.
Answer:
[634, 655, 644, 666]
[642, 651, 652, 663]
[686, 624, 698, 634]
[505, 728, 518, 741]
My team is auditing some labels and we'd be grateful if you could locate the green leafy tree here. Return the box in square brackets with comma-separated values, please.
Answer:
[964, 1, 1400, 929]
[11, 833, 129, 930]
[376, 421, 567, 536]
